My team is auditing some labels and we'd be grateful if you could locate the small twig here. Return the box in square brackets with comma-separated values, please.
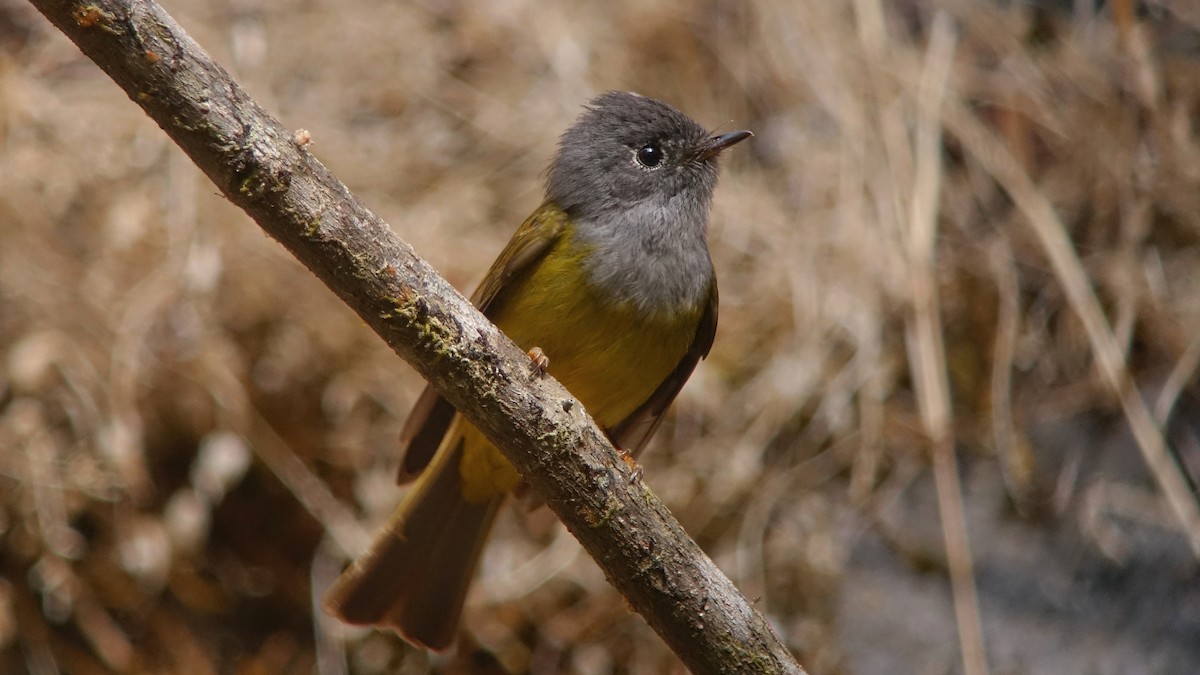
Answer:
[73, 590, 134, 671]
[193, 339, 371, 558]
[311, 541, 352, 675]
[1154, 337, 1200, 426]
[987, 237, 1034, 507]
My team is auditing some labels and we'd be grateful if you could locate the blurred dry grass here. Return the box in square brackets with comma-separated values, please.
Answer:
[2, 0, 1200, 673]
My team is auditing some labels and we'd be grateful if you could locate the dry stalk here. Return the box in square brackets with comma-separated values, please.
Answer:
[901, 13, 990, 675]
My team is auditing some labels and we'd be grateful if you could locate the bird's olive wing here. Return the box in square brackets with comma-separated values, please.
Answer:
[397, 204, 569, 482]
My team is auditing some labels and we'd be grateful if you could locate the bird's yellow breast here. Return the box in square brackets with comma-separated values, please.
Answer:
[456, 225, 706, 501]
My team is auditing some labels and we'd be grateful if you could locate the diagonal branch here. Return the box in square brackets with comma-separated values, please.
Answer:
[26, 0, 806, 672]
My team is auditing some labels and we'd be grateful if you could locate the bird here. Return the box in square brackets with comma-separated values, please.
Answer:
[324, 91, 751, 650]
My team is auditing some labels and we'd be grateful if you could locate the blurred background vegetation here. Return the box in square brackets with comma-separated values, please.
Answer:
[2, 0, 1199, 672]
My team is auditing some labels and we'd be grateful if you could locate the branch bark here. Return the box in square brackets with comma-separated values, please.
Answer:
[27, 1, 807, 672]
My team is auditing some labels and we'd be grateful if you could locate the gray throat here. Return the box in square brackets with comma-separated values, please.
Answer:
[575, 196, 714, 317]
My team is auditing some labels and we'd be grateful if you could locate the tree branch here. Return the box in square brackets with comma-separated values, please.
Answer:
[27, 0, 806, 672]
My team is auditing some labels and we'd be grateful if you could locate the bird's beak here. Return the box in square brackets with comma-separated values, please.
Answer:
[693, 129, 753, 162]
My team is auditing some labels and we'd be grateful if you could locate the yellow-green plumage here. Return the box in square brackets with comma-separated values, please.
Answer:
[459, 217, 706, 502]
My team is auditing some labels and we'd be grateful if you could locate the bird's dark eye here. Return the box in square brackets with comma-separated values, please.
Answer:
[636, 143, 663, 168]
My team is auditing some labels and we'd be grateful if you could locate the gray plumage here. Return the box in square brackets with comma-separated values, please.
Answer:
[547, 91, 733, 317]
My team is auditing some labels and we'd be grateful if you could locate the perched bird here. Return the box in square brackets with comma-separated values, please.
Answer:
[325, 91, 751, 650]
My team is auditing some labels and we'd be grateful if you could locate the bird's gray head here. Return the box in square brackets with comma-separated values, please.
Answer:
[546, 91, 751, 222]
[543, 92, 750, 315]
